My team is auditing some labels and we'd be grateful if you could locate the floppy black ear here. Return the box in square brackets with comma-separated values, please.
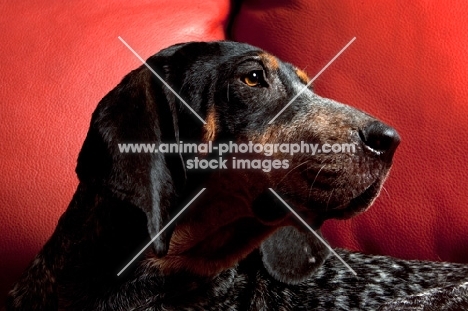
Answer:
[76, 51, 186, 257]
[260, 226, 330, 284]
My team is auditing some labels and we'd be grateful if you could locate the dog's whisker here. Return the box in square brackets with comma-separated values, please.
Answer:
[381, 186, 391, 200]
[325, 189, 335, 211]
[308, 164, 326, 201]
[276, 160, 311, 187]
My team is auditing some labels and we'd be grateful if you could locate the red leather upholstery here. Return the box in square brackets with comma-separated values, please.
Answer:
[233, 1, 468, 262]
[0, 0, 230, 305]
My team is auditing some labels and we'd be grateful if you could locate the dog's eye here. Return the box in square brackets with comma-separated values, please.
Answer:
[242, 70, 264, 87]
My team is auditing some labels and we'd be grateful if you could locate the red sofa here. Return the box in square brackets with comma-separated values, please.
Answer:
[2, 0, 468, 307]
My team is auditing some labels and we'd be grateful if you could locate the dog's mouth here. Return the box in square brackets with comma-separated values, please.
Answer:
[253, 155, 391, 224]
[251, 177, 385, 231]
[315, 177, 384, 219]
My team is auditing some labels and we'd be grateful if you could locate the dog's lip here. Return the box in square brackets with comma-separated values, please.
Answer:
[301, 169, 337, 190]
[303, 168, 340, 179]
[320, 179, 381, 220]
[304, 177, 380, 215]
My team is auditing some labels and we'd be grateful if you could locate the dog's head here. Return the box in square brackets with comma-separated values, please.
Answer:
[76, 41, 399, 283]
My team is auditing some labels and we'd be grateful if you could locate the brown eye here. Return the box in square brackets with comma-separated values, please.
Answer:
[242, 70, 264, 87]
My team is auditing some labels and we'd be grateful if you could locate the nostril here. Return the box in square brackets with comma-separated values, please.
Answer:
[359, 121, 400, 155]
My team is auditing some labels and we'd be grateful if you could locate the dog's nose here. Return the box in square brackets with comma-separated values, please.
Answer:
[359, 121, 400, 157]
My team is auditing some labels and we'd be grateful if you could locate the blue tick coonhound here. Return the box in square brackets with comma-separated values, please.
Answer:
[7, 41, 468, 310]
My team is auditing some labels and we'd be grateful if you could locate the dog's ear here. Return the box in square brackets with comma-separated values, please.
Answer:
[260, 226, 330, 284]
[76, 49, 187, 257]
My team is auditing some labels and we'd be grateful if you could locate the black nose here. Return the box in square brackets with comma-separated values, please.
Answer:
[359, 121, 400, 157]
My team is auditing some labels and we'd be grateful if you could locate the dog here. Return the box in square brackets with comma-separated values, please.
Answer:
[7, 41, 468, 310]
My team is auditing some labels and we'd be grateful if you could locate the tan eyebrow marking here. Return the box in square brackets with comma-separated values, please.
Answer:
[259, 52, 279, 71]
[295, 69, 310, 84]
[202, 106, 217, 142]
